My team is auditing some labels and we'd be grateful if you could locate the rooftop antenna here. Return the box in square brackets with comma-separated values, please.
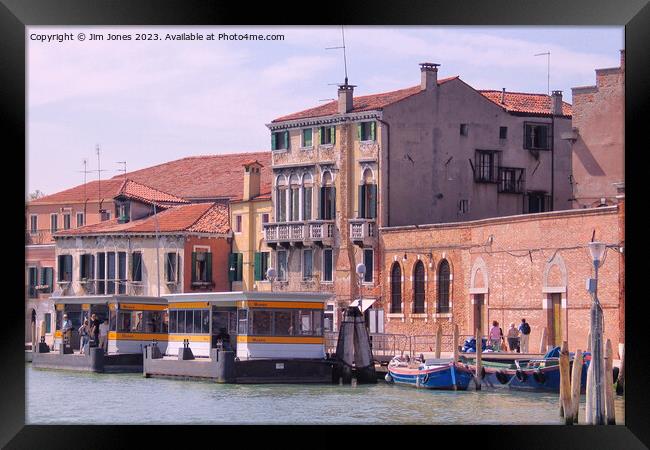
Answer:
[534, 51, 551, 96]
[116, 161, 127, 179]
[326, 25, 350, 86]
[77, 158, 92, 219]
[95, 145, 108, 212]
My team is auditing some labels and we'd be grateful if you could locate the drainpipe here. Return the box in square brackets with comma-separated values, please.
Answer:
[376, 118, 390, 227]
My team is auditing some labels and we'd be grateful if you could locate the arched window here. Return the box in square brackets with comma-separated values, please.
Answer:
[390, 263, 402, 313]
[359, 168, 377, 219]
[437, 260, 450, 313]
[289, 174, 300, 221]
[276, 175, 287, 222]
[302, 173, 313, 221]
[413, 261, 425, 313]
[320, 171, 336, 220]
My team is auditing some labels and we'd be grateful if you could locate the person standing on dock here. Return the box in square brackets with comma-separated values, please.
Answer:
[99, 319, 109, 353]
[89, 314, 101, 347]
[489, 321, 502, 351]
[518, 319, 531, 353]
[507, 323, 520, 353]
[61, 314, 73, 347]
[79, 320, 90, 355]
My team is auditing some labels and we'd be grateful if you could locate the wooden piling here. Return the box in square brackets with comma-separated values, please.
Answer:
[559, 341, 572, 424]
[569, 349, 584, 424]
[585, 354, 594, 424]
[587, 331, 592, 353]
[605, 339, 616, 425]
[435, 325, 442, 359]
[616, 343, 625, 396]
[475, 328, 482, 390]
[539, 327, 547, 354]
[452, 324, 459, 363]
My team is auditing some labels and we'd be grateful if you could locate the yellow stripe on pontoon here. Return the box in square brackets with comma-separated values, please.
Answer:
[167, 334, 210, 342]
[108, 332, 169, 341]
[119, 303, 167, 311]
[168, 302, 210, 309]
[237, 335, 324, 344]
[238, 301, 324, 309]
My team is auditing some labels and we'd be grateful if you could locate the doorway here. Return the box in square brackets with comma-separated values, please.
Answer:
[473, 294, 486, 335]
[548, 293, 563, 347]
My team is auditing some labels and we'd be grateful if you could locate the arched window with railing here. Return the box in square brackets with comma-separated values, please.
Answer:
[358, 168, 377, 219]
[413, 261, 425, 313]
[437, 259, 450, 313]
[390, 263, 402, 313]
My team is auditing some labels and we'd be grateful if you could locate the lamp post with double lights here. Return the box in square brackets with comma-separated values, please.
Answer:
[587, 241, 607, 425]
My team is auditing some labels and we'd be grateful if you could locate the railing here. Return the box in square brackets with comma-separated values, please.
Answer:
[264, 221, 335, 244]
[349, 219, 376, 241]
[25, 229, 55, 245]
[308, 221, 335, 241]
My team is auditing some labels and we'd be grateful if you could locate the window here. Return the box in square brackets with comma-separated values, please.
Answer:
[303, 174, 313, 221]
[30, 215, 37, 233]
[228, 253, 243, 282]
[363, 249, 373, 283]
[302, 128, 313, 148]
[460, 123, 468, 136]
[106, 252, 116, 294]
[235, 215, 242, 233]
[28, 267, 38, 298]
[57, 255, 72, 282]
[274, 310, 293, 335]
[271, 130, 289, 151]
[261, 213, 269, 224]
[357, 121, 376, 141]
[165, 253, 179, 283]
[192, 250, 212, 283]
[100, 210, 111, 221]
[358, 169, 377, 219]
[525, 191, 551, 214]
[289, 175, 300, 221]
[117, 203, 130, 222]
[96, 252, 105, 294]
[437, 260, 450, 313]
[117, 310, 164, 333]
[276, 176, 287, 222]
[322, 249, 333, 282]
[413, 261, 425, 313]
[50, 214, 58, 233]
[324, 304, 334, 332]
[63, 213, 71, 230]
[499, 126, 508, 139]
[44, 313, 51, 334]
[303, 249, 313, 281]
[320, 172, 336, 220]
[524, 122, 550, 150]
[118, 252, 127, 294]
[277, 250, 287, 281]
[131, 251, 142, 282]
[390, 263, 402, 313]
[458, 199, 469, 214]
[251, 310, 272, 335]
[498, 167, 525, 194]
[254, 252, 270, 281]
[40, 267, 53, 294]
[474, 150, 500, 183]
[79, 254, 94, 280]
[238, 309, 248, 334]
[76, 212, 84, 227]
[320, 126, 335, 145]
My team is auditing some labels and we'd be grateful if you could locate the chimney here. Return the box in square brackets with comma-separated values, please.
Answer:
[551, 90, 563, 116]
[243, 161, 262, 202]
[420, 62, 439, 91]
[501, 88, 506, 104]
[338, 82, 355, 114]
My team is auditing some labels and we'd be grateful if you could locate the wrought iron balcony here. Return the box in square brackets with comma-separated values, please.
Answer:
[264, 220, 335, 248]
[349, 218, 376, 247]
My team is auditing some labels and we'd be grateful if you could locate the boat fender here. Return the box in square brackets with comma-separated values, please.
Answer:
[496, 371, 510, 384]
[533, 369, 546, 384]
[612, 366, 620, 384]
[516, 370, 528, 382]
[385, 373, 394, 384]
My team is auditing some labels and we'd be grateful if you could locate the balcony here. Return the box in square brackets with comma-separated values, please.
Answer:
[25, 229, 54, 245]
[349, 219, 376, 247]
[264, 220, 335, 248]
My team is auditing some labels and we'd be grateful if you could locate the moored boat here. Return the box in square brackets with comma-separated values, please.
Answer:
[385, 357, 474, 390]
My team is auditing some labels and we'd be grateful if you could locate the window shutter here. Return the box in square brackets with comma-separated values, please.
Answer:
[47, 268, 53, 291]
[237, 253, 243, 281]
[370, 121, 376, 141]
[176, 254, 181, 283]
[330, 188, 336, 219]
[228, 253, 236, 282]
[524, 124, 532, 149]
[320, 187, 326, 220]
[358, 185, 366, 218]
[357, 123, 362, 140]
[540, 126, 548, 149]
[368, 184, 377, 219]
[331, 126, 336, 144]
[254, 252, 262, 281]
[191, 252, 197, 282]
[284, 131, 289, 149]
[40, 268, 46, 288]
[271, 133, 277, 150]
[206, 252, 213, 282]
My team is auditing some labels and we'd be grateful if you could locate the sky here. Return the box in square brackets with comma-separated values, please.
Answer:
[26, 26, 624, 196]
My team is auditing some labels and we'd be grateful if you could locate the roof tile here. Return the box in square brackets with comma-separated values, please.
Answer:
[478, 90, 572, 117]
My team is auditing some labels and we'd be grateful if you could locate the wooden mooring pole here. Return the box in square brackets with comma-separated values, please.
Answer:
[569, 349, 584, 424]
[452, 324, 459, 391]
[475, 328, 482, 390]
[539, 327, 547, 354]
[559, 341, 572, 424]
[435, 325, 442, 359]
[616, 343, 625, 396]
[604, 339, 616, 425]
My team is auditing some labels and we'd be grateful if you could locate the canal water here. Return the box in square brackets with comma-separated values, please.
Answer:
[26, 365, 624, 425]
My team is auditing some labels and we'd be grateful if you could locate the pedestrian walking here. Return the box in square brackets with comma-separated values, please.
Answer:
[507, 323, 520, 353]
[518, 318, 531, 353]
[489, 321, 502, 351]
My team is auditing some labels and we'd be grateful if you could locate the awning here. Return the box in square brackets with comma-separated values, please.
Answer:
[349, 298, 376, 313]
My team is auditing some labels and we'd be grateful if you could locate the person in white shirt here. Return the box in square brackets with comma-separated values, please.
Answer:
[98, 319, 109, 353]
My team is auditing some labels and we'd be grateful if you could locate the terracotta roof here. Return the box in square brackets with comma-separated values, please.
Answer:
[110, 152, 272, 200]
[29, 179, 125, 205]
[478, 90, 572, 117]
[116, 179, 189, 206]
[272, 77, 459, 123]
[54, 202, 230, 236]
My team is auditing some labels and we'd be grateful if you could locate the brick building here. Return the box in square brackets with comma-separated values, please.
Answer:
[380, 205, 624, 355]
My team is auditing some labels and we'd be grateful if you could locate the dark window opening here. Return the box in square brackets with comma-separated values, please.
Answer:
[498, 167, 525, 194]
[413, 261, 425, 314]
[437, 260, 450, 313]
[271, 130, 289, 150]
[363, 249, 373, 283]
[499, 126, 508, 139]
[390, 263, 402, 313]
[192, 251, 213, 283]
[524, 122, 550, 150]
[358, 121, 376, 141]
[57, 255, 72, 282]
[474, 150, 500, 183]
[460, 123, 469, 136]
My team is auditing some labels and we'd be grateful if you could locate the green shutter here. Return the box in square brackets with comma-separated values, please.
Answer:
[358, 185, 366, 218]
[320, 187, 326, 220]
[271, 133, 277, 150]
[254, 253, 262, 281]
[237, 253, 243, 281]
[206, 252, 213, 282]
[191, 252, 197, 282]
[370, 121, 376, 141]
[331, 126, 336, 144]
[228, 253, 236, 282]
[284, 131, 289, 149]
[357, 123, 362, 140]
[330, 188, 336, 219]
[368, 184, 377, 219]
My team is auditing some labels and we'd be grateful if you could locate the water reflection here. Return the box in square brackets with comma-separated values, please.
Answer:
[26, 366, 624, 425]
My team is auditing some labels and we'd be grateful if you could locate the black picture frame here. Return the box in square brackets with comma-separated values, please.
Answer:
[4, 0, 648, 447]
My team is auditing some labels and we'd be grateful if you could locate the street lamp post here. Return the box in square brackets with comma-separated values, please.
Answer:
[266, 267, 277, 293]
[355, 263, 366, 310]
[587, 241, 607, 425]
